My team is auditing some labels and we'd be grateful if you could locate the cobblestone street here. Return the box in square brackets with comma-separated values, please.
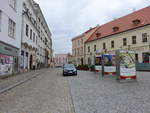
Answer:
[68, 71, 150, 113]
[0, 69, 150, 113]
[0, 68, 75, 113]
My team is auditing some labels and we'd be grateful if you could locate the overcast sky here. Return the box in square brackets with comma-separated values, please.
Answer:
[34, 0, 150, 54]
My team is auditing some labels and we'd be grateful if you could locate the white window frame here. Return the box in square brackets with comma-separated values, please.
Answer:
[8, 18, 16, 38]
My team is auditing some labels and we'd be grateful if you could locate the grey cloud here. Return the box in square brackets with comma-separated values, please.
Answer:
[35, 0, 150, 54]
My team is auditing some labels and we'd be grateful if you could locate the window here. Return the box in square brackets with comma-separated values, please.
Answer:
[10, 0, 17, 10]
[0, 11, 2, 32]
[112, 27, 119, 32]
[36, 36, 38, 44]
[142, 33, 148, 43]
[81, 47, 83, 55]
[78, 40, 80, 46]
[8, 19, 16, 38]
[33, 33, 35, 42]
[30, 29, 32, 39]
[81, 39, 83, 44]
[111, 41, 114, 48]
[26, 24, 29, 37]
[123, 38, 127, 46]
[103, 43, 106, 49]
[94, 45, 96, 51]
[78, 48, 80, 55]
[132, 36, 136, 44]
[88, 46, 90, 52]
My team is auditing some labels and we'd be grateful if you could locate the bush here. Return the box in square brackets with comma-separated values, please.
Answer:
[89, 65, 95, 71]
[77, 64, 89, 71]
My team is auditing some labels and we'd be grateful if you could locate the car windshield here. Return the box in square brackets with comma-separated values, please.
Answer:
[64, 64, 75, 68]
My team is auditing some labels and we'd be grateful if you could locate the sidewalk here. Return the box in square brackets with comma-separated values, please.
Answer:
[0, 69, 47, 91]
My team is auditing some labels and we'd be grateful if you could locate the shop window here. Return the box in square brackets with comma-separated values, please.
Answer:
[142, 33, 148, 43]
[132, 36, 136, 44]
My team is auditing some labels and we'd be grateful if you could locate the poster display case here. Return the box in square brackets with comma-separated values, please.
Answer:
[116, 50, 137, 81]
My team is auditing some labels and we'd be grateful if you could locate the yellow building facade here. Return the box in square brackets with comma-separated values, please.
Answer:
[85, 25, 150, 65]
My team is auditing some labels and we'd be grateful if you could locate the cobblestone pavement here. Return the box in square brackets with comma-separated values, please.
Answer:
[0, 69, 47, 91]
[68, 71, 150, 113]
[0, 68, 75, 113]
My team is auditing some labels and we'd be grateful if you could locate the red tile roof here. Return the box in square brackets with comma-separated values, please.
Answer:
[72, 26, 98, 41]
[86, 6, 150, 43]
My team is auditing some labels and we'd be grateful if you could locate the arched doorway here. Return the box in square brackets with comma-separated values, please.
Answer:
[30, 55, 33, 70]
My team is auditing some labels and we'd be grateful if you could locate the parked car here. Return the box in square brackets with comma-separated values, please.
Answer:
[63, 64, 77, 76]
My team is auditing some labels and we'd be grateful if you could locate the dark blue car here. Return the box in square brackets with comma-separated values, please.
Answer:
[63, 64, 77, 76]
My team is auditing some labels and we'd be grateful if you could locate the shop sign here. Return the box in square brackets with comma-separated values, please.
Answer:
[0, 54, 13, 76]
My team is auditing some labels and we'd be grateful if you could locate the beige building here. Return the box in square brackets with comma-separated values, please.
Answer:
[85, 6, 150, 65]
[72, 26, 98, 66]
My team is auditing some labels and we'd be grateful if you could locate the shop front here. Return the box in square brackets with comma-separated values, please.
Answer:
[0, 41, 19, 76]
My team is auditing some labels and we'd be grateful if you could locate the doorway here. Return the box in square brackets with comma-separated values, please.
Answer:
[30, 55, 33, 70]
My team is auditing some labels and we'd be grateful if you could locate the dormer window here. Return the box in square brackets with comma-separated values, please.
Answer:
[132, 19, 141, 26]
[96, 33, 101, 37]
[112, 26, 119, 32]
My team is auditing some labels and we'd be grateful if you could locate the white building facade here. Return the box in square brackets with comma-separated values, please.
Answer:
[20, 0, 52, 71]
[0, 0, 23, 76]
[20, 0, 39, 71]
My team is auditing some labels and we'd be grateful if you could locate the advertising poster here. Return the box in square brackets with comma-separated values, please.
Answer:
[119, 50, 136, 79]
[0, 54, 13, 76]
[95, 56, 102, 72]
[103, 54, 116, 75]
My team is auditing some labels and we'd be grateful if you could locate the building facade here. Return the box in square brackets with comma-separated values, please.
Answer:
[20, 0, 52, 71]
[20, 0, 38, 71]
[0, 0, 23, 76]
[54, 54, 69, 67]
[72, 27, 98, 66]
[85, 6, 150, 65]
[34, 3, 52, 68]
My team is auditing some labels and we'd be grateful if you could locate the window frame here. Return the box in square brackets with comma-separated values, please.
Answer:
[132, 36, 137, 44]
[142, 33, 148, 43]
[8, 18, 16, 38]
[103, 43, 106, 49]
[111, 40, 114, 48]
[123, 38, 127, 46]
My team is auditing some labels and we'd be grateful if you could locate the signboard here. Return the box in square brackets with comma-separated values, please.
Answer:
[102, 54, 116, 75]
[0, 54, 13, 76]
[116, 50, 136, 80]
